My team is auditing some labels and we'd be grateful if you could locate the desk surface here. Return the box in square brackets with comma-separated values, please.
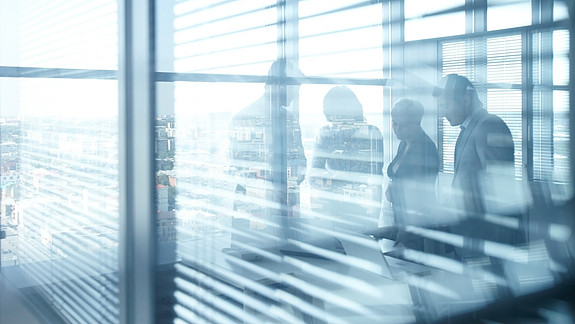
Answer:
[178, 238, 418, 323]
[175, 235, 517, 323]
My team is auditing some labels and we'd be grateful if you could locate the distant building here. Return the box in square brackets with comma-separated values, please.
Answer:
[157, 184, 169, 212]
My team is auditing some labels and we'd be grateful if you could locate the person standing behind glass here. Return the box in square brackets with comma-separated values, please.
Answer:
[310, 86, 384, 229]
[229, 60, 307, 223]
[386, 98, 439, 250]
[433, 74, 518, 259]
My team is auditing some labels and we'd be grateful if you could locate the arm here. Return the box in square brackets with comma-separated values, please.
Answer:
[476, 116, 515, 169]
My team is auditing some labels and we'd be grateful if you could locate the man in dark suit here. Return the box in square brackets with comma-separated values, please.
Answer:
[433, 74, 518, 259]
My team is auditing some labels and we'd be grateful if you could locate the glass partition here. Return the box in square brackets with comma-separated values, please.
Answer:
[0, 0, 119, 323]
[155, 1, 575, 324]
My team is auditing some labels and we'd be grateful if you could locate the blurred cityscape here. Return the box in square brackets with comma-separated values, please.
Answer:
[0, 115, 188, 268]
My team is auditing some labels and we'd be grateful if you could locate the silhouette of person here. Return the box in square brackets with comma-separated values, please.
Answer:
[433, 73, 518, 259]
[386, 98, 439, 250]
[310, 86, 384, 227]
[229, 60, 307, 223]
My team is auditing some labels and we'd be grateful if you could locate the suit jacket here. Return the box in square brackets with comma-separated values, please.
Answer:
[387, 128, 439, 228]
[450, 108, 517, 258]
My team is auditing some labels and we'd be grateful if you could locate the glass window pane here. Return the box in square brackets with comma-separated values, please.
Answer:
[156, 2, 575, 324]
[298, 84, 384, 226]
[553, 90, 570, 184]
[299, 0, 383, 78]
[554, 0, 569, 22]
[0, 0, 117, 70]
[0, 0, 119, 322]
[170, 0, 277, 74]
[532, 29, 571, 189]
[487, 0, 532, 31]
[170, 82, 266, 252]
[554, 29, 569, 86]
[404, 0, 465, 41]
[0, 77, 119, 323]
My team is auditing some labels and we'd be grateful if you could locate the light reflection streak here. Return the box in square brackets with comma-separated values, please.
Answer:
[402, 249, 507, 287]
[177, 258, 347, 323]
[173, 298, 218, 324]
[282, 256, 388, 300]
[175, 278, 271, 324]
[175, 263, 303, 323]
[404, 275, 460, 300]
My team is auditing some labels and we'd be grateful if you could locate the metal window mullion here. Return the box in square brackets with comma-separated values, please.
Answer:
[118, 1, 156, 324]
[569, 2, 575, 186]
[523, 30, 534, 181]
[437, 41, 445, 171]
[273, 1, 288, 221]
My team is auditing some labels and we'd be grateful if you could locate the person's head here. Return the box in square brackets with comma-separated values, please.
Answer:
[391, 98, 424, 141]
[265, 59, 304, 106]
[433, 74, 481, 126]
[323, 86, 364, 122]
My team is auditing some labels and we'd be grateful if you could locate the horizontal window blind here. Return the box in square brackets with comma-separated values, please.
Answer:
[298, 0, 383, 79]
[18, 0, 117, 70]
[18, 84, 119, 324]
[552, 30, 570, 184]
[553, 90, 570, 183]
[486, 35, 523, 178]
[0, 1, 120, 323]
[440, 40, 469, 173]
[533, 29, 571, 183]
[173, 0, 277, 75]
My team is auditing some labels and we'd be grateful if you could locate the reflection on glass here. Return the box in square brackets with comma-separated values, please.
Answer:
[310, 86, 384, 229]
[228, 61, 307, 245]
[0, 0, 119, 322]
[159, 2, 575, 324]
[1, 78, 119, 323]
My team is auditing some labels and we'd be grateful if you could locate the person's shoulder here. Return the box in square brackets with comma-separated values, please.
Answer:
[366, 123, 383, 138]
[422, 132, 438, 149]
[413, 131, 439, 157]
[480, 111, 511, 132]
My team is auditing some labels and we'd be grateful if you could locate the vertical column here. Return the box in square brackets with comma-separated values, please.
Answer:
[118, 1, 156, 324]
[382, 0, 404, 176]
[273, 2, 288, 221]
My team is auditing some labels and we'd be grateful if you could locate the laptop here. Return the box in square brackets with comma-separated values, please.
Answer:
[225, 215, 344, 260]
[339, 233, 432, 280]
